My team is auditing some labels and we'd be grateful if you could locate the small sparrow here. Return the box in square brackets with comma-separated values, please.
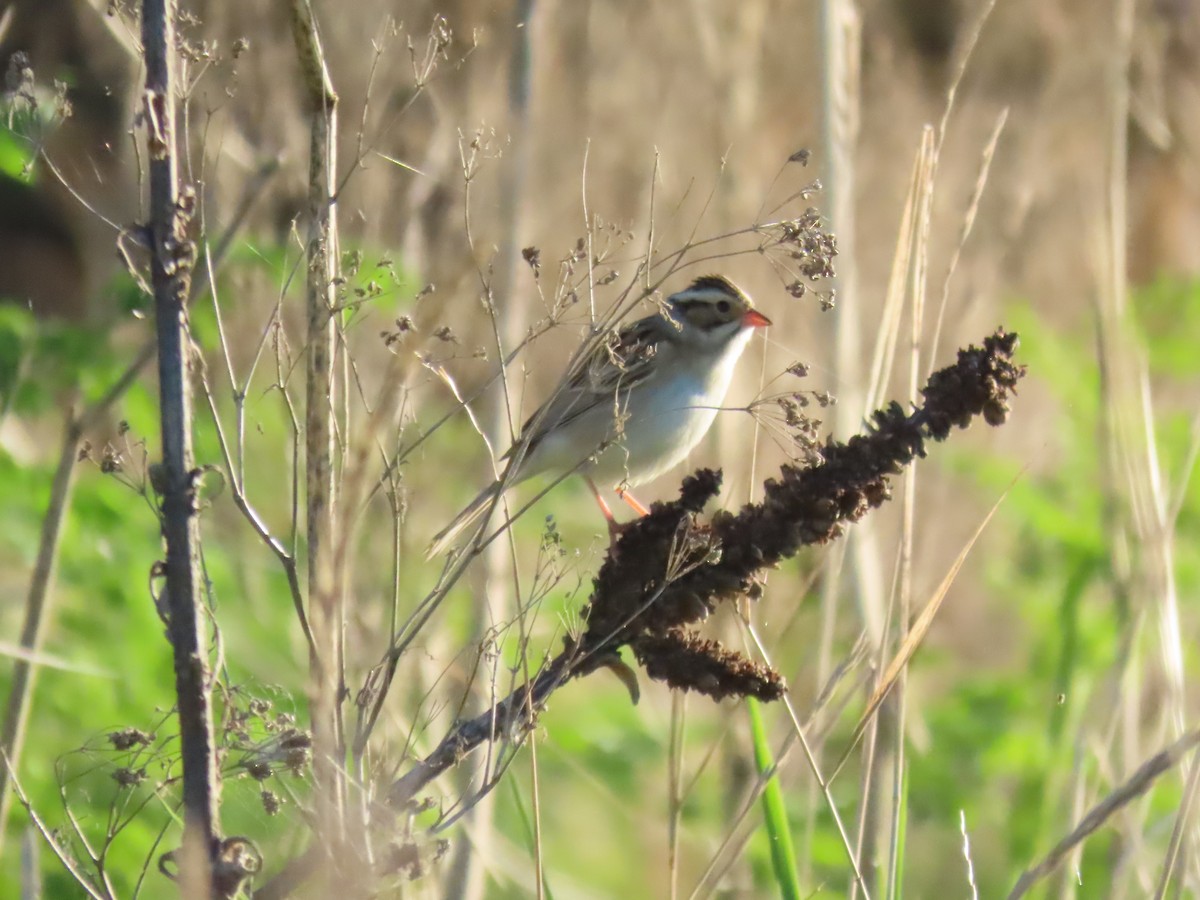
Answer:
[427, 275, 771, 556]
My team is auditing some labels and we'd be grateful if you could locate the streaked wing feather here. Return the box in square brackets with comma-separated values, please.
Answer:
[506, 315, 667, 460]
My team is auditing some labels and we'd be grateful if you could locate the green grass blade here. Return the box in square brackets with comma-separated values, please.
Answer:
[747, 697, 802, 900]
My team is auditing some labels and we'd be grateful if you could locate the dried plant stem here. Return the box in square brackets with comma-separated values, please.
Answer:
[1008, 729, 1200, 899]
[3, 752, 109, 900]
[0, 415, 80, 851]
[818, 0, 876, 637]
[886, 111, 936, 900]
[143, 0, 220, 879]
[448, 3, 539, 897]
[818, 0, 861, 430]
[387, 650, 574, 809]
[668, 691, 685, 900]
[852, 125, 928, 895]
[1155, 753, 1200, 897]
[815, 10, 887, 892]
[289, 0, 344, 850]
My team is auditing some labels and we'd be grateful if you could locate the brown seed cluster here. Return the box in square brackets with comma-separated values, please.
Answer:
[574, 329, 1024, 702]
[631, 630, 785, 701]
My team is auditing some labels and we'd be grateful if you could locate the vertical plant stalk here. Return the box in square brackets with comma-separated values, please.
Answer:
[815, 2, 878, 894]
[288, 0, 343, 841]
[886, 122, 935, 900]
[450, 5, 539, 897]
[818, 2, 876, 635]
[819, 0, 863, 456]
[1095, 0, 1192, 890]
[143, 0, 220, 876]
[0, 417, 80, 849]
[816, 0, 873, 690]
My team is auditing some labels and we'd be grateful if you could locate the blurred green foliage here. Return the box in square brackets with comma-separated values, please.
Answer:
[0, 129, 34, 182]
[909, 284, 1200, 895]
[0, 78, 71, 183]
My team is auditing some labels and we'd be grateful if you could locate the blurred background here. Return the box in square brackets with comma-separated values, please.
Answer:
[2, 0, 1199, 896]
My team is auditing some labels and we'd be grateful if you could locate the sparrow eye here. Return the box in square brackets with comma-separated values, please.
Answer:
[717, 299, 731, 314]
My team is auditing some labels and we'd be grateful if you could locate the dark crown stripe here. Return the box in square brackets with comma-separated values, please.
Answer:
[687, 274, 740, 296]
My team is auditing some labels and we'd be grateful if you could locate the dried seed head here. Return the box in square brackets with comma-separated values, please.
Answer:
[100, 447, 123, 474]
[108, 728, 154, 750]
[112, 767, 146, 788]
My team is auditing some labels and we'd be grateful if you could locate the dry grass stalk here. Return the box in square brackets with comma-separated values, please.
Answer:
[288, 0, 344, 857]
[1007, 728, 1200, 899]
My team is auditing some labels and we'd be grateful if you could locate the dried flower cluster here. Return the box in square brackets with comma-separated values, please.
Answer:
[779, 207, 838, 283]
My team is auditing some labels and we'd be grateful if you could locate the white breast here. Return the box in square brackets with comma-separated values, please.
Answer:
[589, 325, 753, 488]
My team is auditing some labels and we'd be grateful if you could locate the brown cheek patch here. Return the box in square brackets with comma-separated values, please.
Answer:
[684, 304, 724, 330]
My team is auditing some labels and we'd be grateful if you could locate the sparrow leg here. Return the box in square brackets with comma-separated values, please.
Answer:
[586, 477, 626, 545]
[616, 487, 650, 516]
[585, 477, 615, 520]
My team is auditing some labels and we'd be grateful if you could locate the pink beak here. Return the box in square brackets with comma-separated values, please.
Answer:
[742, 309, 772, 328]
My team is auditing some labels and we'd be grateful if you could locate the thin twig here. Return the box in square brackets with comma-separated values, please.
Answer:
[3, 751, 111, 900]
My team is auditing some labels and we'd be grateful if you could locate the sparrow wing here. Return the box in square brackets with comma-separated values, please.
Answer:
[506, 313, 672, 461]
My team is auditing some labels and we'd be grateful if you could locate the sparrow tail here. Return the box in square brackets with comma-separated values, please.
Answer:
[425, 481, 503, 558]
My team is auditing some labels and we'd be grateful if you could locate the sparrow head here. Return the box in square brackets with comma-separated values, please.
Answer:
[665, 275, 771, 350]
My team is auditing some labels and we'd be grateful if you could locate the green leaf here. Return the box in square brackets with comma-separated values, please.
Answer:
[747, 697, 802, 900]
[0, 128, 35, 181]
